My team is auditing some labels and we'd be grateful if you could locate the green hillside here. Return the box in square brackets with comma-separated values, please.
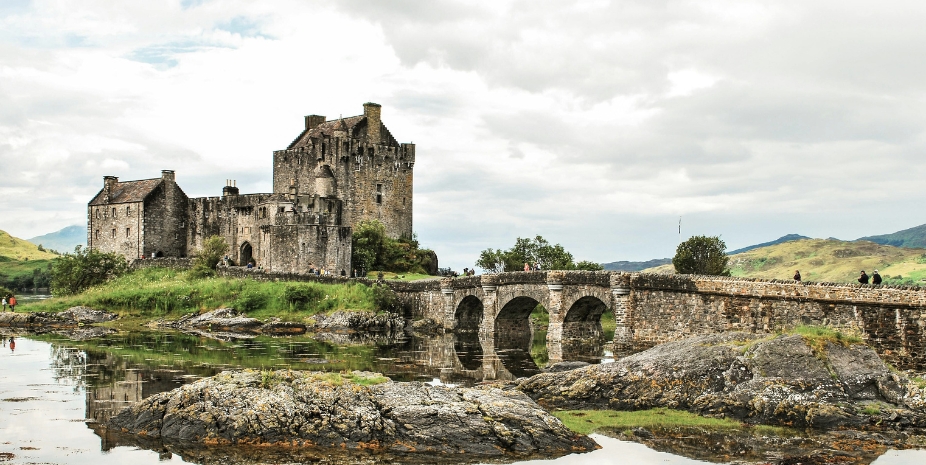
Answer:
[858, 223, 926, 249]
[1, 229, 58, 261]
[644, 239, 926, 285]
[0, 229, 58, 291]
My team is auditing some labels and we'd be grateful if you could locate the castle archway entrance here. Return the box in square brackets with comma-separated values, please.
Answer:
[240, 242, 253, 266]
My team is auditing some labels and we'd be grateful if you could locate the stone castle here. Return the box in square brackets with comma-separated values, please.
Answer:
[87, 103, 415, 274]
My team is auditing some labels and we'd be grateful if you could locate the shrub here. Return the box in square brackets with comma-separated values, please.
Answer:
[372, 285, 400, 313]
[193, 235, 229, 270]
[234, 290, 267, 312]
[51, 246, 128, 295]
[283, 284, 324, 309]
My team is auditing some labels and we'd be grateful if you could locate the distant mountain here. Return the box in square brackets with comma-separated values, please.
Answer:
[857, 223, 926, 249]
[27, 225, 85, 254]
[602, 258, 671, 272]
[728, 234, 811, 255]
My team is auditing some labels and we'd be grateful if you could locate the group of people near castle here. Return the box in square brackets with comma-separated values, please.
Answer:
[792, 269, 883, 285]
[2, 295, 16, 311]
[523, 263, 541, 272]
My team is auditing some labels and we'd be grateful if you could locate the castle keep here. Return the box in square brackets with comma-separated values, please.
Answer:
[87, 103, 415, 274]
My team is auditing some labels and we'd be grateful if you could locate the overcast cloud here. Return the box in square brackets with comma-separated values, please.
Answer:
[1, 0, 924, 271]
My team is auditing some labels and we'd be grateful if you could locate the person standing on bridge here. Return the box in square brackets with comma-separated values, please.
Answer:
[793, 270, 801, 282]
[858, 270, 870, 284]
[872, 270, 882, 285]
[524, 262, 530, 272]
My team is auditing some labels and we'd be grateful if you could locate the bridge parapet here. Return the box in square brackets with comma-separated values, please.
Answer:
[630, 272, 926, 308]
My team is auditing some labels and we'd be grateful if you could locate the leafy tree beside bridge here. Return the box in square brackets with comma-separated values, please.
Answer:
[476, 236, 603, 273]
[351, 220, 437, 276]
[673, 235, 731, 276]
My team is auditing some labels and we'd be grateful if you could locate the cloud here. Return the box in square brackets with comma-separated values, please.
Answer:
[2, 0, 926, 271]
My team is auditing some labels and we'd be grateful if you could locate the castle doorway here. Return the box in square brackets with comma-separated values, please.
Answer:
[154, 251, 164, 258]
[240, 242, 253, 266]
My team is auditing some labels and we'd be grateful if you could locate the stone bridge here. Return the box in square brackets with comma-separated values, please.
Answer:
[391, 270, 926, 370]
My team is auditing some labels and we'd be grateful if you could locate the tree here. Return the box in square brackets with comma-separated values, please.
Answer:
[574, 260, 604, 271]
[191, 235, 229, 277]
[351, 220, 437, 276]
[475, 236, 599, 272]
[51, 245, 128, 295]
[194, 236, 230, 270]
[673, 235, 730, 276]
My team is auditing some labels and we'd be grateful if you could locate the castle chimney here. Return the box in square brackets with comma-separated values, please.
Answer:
[103, 176, 118, 202]
[222, 179, 239, 197]
[363, 102, 381, 143]
[161, 170, 175, 182]
[305, 115, 326, 130]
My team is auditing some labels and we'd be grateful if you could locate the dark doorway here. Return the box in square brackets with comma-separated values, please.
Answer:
[240, 242, 253, 266]
[154, 251, 164, 258]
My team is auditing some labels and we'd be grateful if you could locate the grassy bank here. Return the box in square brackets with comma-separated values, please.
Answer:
[22, 267, 381, 322]
[554, 408, 792, 436]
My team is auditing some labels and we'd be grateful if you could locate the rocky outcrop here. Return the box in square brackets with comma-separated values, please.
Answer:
[157, 308, 307, 339]
[518, 332, 926, 430]
[311, 311, 406, 333]
[0, 306, 117, 328]
[108, 370, 596, 460]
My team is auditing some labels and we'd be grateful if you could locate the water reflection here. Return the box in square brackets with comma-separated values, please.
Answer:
[3, 330, 923, 464]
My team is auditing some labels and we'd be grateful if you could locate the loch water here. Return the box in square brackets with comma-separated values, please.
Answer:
[1, 330, 925, 464]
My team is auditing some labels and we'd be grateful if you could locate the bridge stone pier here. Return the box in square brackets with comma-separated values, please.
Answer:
[392, 271, 926, 370]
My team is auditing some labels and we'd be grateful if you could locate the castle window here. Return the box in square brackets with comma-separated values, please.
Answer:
[126, 227, 131, 237]
[95, 230, 100, 240]
[112, 207, 116, 217]
[126, 206, 131, 215]
[376, 184, 382, 204]
[96, 210, 100, 219]
[111, 229, 116, 238]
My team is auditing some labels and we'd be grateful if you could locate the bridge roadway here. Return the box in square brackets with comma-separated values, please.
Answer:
[391, 270, 926, 369]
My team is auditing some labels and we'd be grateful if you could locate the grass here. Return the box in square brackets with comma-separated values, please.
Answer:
[553, 408, 793, 436]
[259, 370, 389, 389]
[21, 267, 379, 322]
[789, 325, 863, 353]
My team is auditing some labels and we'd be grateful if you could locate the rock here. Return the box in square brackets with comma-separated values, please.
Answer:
[546, 361, 591, 372]
[108, 370, 597, 459]
[58, 306, 118, 324]
[161, 309, 306, 338]
[410, 318, 442, 336]
[312, 311, 406, 333]
[0, 307, 116, 328]
[517, 332, 926, 430]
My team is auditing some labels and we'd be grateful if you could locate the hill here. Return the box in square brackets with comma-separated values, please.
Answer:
[602, 258, 671, 272]
[0, 229, 57, 291]
[857, 223, 926, 249]
[0, 229, 59, 261]
[728, 234, 811, 254]
[643, 239, 926, 285]
[28, 225, 85, 254]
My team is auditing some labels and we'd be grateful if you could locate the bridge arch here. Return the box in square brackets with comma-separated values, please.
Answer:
[561, 295, 609, 362]
[454, 295, 483, 334]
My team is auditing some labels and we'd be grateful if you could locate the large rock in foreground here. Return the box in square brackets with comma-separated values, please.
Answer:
[109, 370, 596, 459]
[518, 332, 926, 429]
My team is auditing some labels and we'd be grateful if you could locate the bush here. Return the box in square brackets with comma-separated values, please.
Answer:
[234, 290, 267, 312]
[194, 235, 230, 269]
[51, 246, 128, 295]
[283, 284, 324, 309]
[372, 285, 400, 313]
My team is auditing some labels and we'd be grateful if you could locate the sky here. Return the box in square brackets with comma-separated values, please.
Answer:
[1, 0, 925, 272]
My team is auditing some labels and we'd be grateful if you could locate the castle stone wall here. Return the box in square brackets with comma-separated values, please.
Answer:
[88, 201, 143, 259]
